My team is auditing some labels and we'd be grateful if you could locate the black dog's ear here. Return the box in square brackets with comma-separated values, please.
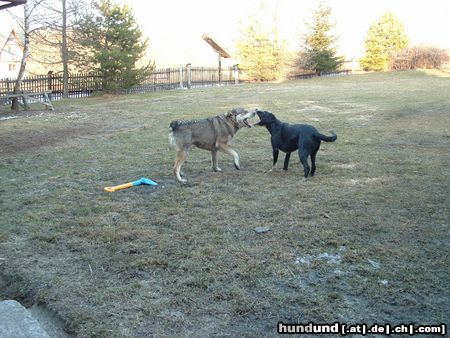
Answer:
[262, 111, 276, 123]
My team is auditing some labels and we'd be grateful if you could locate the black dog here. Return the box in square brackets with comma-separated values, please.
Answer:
[254, 110, 337, 179]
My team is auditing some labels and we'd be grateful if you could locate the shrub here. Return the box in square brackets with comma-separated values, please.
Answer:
[392, 47, 449, 70]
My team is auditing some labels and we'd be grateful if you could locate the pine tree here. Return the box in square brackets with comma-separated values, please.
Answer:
[73, 0, 153, 91]
[360, 13, 409, 71]
[235, 19, 290, 81]
[299, 3, 343, 74]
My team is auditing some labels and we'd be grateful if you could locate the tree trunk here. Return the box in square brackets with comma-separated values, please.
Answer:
[62, 0, 69, 98]
[11, 2, 30, 111]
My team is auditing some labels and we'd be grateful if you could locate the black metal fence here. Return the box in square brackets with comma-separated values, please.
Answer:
[290, 70, 350, 79]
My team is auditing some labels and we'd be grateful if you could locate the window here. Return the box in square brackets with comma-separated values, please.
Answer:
[9, 64, 16, 71]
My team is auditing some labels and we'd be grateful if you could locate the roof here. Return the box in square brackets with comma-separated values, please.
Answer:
[0, 29, 23, 55]
[202, 34, 230, 58]
[0, 0, 26, 10]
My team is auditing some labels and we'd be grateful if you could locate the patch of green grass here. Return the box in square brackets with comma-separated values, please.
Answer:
[1, 71, 449, 336]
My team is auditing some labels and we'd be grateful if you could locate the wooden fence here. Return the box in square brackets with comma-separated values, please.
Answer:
[0, 66, 239, 101]
[129, 66, 237, 93]
[0, 73, 102, 100]
[1, 67, 351, 105]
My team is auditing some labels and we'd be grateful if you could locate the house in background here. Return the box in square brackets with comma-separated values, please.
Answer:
[0, 29, 23, 78]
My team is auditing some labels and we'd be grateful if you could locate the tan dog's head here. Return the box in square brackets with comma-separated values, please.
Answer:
[225, 108, 257, 129]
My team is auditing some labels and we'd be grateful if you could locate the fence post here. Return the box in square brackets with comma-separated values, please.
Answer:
[186, 63, 191, 89]
[218, 54, 222, 85]
[47, 71, 54, 100]
[233, 64, 239, 85]
[179, 65, 183, 89]
[47, 71, 53, 92]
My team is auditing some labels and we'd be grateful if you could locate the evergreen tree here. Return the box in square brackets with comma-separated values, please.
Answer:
[73, 0, 153, 91]
[235, 19, 290, 81]
[299, 3, 343, 74]
[360, 13, 409, 71]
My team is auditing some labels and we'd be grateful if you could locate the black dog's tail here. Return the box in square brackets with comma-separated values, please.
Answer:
[313, 131, 337, 142]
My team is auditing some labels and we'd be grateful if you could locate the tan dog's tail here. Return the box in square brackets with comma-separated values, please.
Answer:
[169, 120, 179, 131]
[169, 121, 179, 149]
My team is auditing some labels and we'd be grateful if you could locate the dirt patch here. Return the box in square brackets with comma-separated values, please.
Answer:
[0, 126, 99, 156]
[0, 109, 93, 156]
[0, 107, 121, 156]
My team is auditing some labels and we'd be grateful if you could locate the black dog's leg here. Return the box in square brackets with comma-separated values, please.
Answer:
[271, 149, 279, 171]
[310, 147, 319, 176]
[283, 153, 291, 170]
[299, 150, 311, 179]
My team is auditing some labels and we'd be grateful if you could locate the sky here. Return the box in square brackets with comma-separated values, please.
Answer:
[1, 0, 450, 68]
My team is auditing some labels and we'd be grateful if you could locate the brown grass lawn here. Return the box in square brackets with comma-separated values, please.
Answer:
[1, 71, 449, 337]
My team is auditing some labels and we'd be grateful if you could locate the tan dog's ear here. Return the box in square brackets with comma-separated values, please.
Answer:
[225, 110, 234, 117]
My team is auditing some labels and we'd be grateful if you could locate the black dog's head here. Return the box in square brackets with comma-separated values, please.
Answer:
[254, 110, 277, 127]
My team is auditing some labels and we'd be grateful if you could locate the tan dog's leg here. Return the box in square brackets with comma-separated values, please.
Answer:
[211, 150, 222, 172]
[173, 148, 188, 183]
[219, 144, 240, 170]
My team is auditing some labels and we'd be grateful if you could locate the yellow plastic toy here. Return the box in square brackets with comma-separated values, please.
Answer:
[104, 178, 158, 193]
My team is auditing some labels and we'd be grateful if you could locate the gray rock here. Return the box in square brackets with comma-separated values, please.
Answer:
[0, 300, 50, 338]
[254, 226, 271, 233]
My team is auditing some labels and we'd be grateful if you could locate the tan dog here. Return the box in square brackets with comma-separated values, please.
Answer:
[169, 108, 256, 183]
